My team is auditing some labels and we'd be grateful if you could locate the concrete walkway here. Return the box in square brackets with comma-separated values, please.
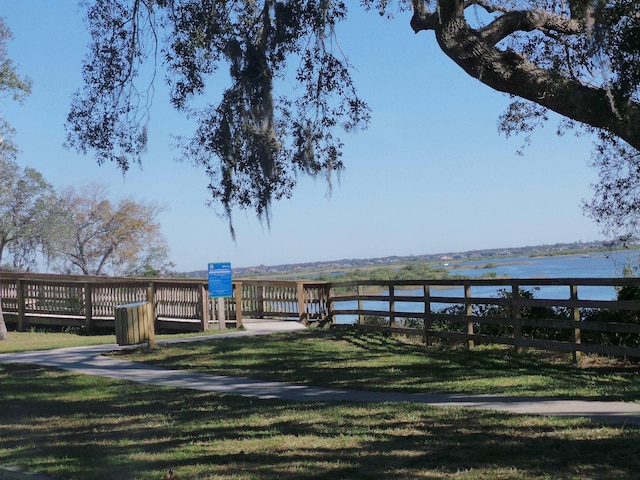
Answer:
[2, 321, 640, 426]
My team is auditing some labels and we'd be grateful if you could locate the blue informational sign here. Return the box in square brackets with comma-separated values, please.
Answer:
[208, 262, 232, 298]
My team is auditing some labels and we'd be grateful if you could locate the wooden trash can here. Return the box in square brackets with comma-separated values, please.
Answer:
[114, 302, 155, 347]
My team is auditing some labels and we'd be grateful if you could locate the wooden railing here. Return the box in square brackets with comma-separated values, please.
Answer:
[2, 273, 640, 359]
[0, 273, 329, 333]
[236, 280, 330, 323]
[327, 278, 640, 359]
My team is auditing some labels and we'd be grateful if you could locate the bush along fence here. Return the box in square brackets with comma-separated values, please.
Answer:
[328, 278, 640, 360]
[2, 273, 640, 359]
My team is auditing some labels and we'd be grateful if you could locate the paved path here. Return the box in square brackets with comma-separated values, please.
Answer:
[2, 321, 640, 426]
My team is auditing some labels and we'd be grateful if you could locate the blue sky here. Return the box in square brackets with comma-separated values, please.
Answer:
[1, 2, 602, 271]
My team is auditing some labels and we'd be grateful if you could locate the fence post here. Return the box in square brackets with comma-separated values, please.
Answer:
[0, 292, 6, 340]
[234, 281, 243, 328]
[297, 282, 306, 324]
[423, 284, 432, 346]
[389, 284, 395, 327]
[464, 283, 474, 350]
[258, 284, 266, 318]
[145, 284, 157, 348]
[570, 284, 581, 364]
[216, 297, 226, 329]
[326, 284, 334, 325]
[357, 284, 364, 324]
[16, 279, 25, 332]
[512, 283, 522, 353]
[146, 300, 156, 348]
[199, 283, 209, 332]
[84, 282, 93, 334]
[147, 282, 157, 336]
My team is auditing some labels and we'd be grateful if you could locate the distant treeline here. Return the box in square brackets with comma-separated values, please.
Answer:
[225, 240, 639, 280]
[310, 263, 498, 283]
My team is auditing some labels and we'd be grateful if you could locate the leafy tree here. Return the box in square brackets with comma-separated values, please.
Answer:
[65, 1, 640, 236]
[0, 157, 66, 270]
[0, 17, 32, 339]
[65, 0, 368, 235]
[52, 184, 171, 276]
[0, 18, 31, 159]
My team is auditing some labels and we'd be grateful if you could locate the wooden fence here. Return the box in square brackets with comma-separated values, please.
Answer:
[0, 273, 329, 333]
[2, 273, 640, 359]
[328, 278, 640, 359]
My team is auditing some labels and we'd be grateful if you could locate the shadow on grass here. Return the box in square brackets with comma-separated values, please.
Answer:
[117, 329, 640, 401]
[1, 363, 640, 480]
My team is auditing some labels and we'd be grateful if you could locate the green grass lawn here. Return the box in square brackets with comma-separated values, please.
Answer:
[2, 328, 640, 479]
[118, 328, 640, 401]
[0, 328, 239, 353]
[2, 362, 640, 480]
[0, 330, 116, 352]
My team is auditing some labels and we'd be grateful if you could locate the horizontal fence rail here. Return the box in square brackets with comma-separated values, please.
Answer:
[2, 273, 640, 359]
[0, 273, 329, 333]
[327, 278, 640, 359]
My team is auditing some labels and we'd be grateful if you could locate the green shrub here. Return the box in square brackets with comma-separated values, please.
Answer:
[582, 284, 640, 350]
[433, 288, 571, 342]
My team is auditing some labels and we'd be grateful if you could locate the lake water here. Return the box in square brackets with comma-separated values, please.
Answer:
[448, 250, 639, 279]
[333, 250, 640, 323]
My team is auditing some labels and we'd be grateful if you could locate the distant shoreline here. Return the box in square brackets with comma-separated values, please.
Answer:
[210, 240, 640, 280]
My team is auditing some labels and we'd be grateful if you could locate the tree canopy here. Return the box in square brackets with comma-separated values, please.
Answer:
[0, 17, 31, 339]
[0, 17, 31, 159]
[0, 157, 65, 270]
[53, 184, 170, 276]
[65, 1, 640, 237]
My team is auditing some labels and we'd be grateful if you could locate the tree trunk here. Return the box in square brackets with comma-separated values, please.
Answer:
[0, 295, 8, 341]
[411, 0, 640, 151]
